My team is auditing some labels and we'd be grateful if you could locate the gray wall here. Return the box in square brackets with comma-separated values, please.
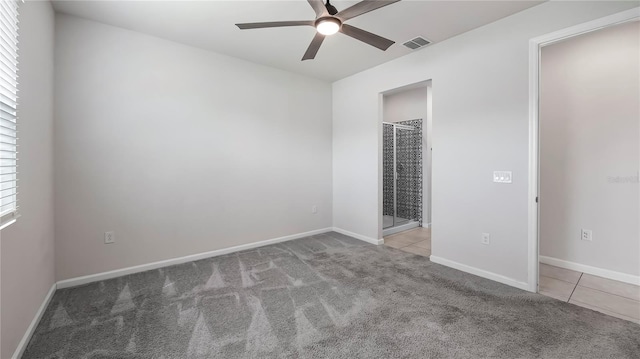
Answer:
[332, 1, 638, 287]
[539, 21, 639, 276]
[54, 15, 333, 280]
[1, 2, 55, 358]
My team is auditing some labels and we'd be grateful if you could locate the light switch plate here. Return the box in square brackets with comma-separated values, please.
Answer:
[493, 171, 512, 183]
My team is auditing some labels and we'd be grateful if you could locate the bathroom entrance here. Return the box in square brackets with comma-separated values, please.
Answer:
[380, 81, 431, 238]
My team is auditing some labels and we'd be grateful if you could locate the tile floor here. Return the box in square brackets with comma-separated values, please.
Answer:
[539, 263, 640, 324]
[383, 227, 431, 257]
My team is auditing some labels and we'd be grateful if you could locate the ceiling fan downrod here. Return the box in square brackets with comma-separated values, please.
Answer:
[325, 0, 338, 16]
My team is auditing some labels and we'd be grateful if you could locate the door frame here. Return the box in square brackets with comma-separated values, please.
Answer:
[378, 80, 432, 240]
[527, 7, 640, 293]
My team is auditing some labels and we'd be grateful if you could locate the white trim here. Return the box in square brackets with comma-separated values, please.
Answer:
[527, 31, 540, 293]
[430, 256, 530, 291]
[540, 256, 640, 286]
[530, 7, 640, 47]
[12, 283, 56, 359]
[332, 227, 384, 245]
[527, 7, 640, 294]
[57, 227, 333, 289]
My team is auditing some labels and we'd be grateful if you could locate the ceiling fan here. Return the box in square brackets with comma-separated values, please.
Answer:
[236, 0, 401, 61]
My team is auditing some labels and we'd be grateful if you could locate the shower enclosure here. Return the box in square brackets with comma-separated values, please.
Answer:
[383, 120, 423, 236]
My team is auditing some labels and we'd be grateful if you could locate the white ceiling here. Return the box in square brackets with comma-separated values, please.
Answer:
[51, 0, 544, 81]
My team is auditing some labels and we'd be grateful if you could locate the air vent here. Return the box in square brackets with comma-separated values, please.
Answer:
[403, 36, 431, 50]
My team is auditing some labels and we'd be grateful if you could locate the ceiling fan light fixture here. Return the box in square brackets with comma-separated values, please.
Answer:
[316, 17, 341, 36]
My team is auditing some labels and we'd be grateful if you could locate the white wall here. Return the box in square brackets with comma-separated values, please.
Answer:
[332, 1, 638, 287]
[1, 1, 55, 358]
[383, 86, 428, 123]
[382, 85, 432, 226]
[54, 14, 333, 280]
[539, 21, 639, 276]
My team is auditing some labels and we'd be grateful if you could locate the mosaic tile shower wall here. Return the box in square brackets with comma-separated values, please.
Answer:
[383, 120, 423, 226]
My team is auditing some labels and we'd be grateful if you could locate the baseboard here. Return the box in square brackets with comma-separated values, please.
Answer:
[539, 256, 640, 286]
[12, 283, 56, 359]
[430, 256, 530, 291]
[332, 227, 383, 245]
[57, 227, 333, 289]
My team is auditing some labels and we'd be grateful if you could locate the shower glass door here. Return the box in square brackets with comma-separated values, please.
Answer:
[382, 121, 423, 230]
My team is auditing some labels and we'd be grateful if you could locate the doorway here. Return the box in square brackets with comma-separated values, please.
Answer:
[529, 9, 639, 323]
[379, 81, 432, 254]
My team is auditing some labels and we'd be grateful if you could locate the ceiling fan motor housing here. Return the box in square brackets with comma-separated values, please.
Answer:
[315, 16, 341, 28]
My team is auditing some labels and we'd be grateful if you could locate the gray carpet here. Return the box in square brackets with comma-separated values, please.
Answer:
[24, 232, 640, 358]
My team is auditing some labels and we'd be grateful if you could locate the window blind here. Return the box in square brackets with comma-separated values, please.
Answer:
[0, 0, 18, 229]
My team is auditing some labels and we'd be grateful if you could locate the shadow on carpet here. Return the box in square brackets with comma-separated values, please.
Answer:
[23, 232, 640, 358]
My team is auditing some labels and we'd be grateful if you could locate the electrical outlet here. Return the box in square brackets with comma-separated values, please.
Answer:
[581, 229, 592, 242]
[312, 205, 317, 214]
[481, 233, 490, 245]
[104, 231, 115, 244]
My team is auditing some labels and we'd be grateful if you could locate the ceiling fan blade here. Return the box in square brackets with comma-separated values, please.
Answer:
[307, 0, 329, 18]
[336, 0, 400, 21]
[302, 33, 325, 61]
[236, 20, 314, 30]
[340, 24, 395, 51]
